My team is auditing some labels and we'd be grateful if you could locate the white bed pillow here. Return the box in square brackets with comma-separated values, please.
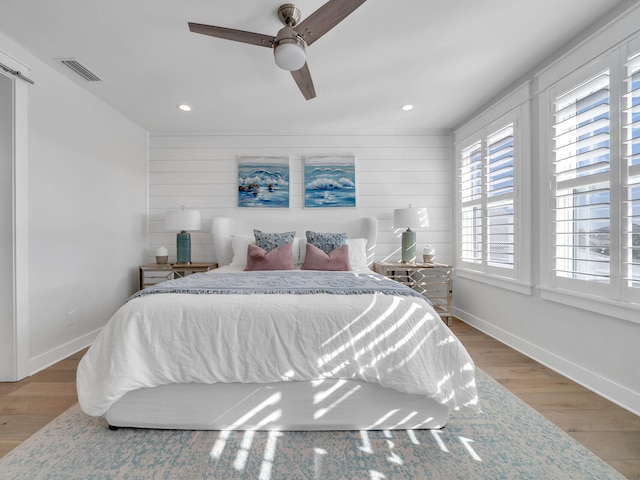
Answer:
[298, 237, 368, 267]
[229, 234, 302, 266]
[229, 235, 254, 266]
[346, 238, 368, 267]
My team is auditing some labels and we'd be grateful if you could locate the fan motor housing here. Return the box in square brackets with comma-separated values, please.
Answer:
[278, 4, 301, 26]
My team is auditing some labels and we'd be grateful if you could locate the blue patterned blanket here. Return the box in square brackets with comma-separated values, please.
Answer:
[131, 270, 426, 301]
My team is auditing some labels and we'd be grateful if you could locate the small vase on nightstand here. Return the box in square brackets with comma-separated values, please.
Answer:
[423, 245, 436, 263]
[156, 246, 169, 264]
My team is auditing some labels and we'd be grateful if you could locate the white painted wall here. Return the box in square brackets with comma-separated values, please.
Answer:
[0, 32, 148, 376]
[453, 1, 640, 415]
[147, 133, 452, 265]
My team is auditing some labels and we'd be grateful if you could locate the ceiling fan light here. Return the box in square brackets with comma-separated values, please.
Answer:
[274, 42, 306, 71]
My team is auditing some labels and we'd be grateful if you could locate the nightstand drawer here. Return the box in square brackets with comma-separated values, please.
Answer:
[142, 270, 175, 286]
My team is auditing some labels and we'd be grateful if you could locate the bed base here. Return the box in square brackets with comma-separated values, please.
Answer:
[104, 379, 449, 431]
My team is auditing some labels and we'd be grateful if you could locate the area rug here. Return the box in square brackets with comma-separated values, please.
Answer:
[0, 370, 625, 480]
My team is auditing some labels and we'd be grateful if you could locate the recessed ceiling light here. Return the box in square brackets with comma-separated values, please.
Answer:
[401, 104, 414, 111]
[177, 104, 192, 112]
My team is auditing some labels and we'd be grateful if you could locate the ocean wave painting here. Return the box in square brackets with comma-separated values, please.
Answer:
[238, 156, 290, 208]
[304, 155, 356, 208]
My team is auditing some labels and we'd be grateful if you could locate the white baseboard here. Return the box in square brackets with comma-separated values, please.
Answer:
[27, 328, 101, 377]
[454, 307, 640, 417]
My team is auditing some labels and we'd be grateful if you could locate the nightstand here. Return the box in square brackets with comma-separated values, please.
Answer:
[138, 262, 218, 290]
[373, 261, 453, 325]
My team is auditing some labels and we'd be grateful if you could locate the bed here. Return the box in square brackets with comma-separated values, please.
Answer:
[76, 216, 479, 431]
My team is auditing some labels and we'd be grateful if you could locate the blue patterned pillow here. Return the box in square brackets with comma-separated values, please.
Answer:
[253, 229, 295, 252]
[306, 230, 347, 254]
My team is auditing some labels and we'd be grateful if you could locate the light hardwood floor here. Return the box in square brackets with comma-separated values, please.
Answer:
[1, 319, 638, 478]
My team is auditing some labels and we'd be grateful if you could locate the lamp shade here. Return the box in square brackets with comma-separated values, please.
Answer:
[165, 208, 201, 232]
[392, 206, 429, 229]
[274, 42, 306, 71]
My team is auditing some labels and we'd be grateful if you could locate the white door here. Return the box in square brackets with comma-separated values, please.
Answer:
[0, 71, 15, 379]
[0, 53, 29, 381]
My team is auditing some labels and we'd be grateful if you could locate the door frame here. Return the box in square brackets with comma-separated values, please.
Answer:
[0, 49, 30, 381]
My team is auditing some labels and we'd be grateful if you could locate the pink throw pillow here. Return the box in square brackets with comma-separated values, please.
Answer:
[244, 243, 295, 271]
[301, 243, 351, 271]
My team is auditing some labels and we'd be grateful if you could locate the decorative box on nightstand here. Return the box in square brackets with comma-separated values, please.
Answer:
[138, 262, 218, 290]
[373, 261, 453, 325]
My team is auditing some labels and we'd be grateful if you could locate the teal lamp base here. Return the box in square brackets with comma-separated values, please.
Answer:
[176, 231, 191, 264]
[401, 228, 417, 263]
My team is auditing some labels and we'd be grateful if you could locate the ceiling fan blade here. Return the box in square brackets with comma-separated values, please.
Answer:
[291, 63, 316, 100]
[296, 0, 367, 46]
[188, 22, 275, 48]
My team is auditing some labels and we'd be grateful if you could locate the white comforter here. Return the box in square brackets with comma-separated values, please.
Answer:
[77, 267, 479, 417]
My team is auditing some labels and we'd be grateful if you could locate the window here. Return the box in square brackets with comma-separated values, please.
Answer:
[455, 85, 531, 291]
[552, 71, 611, 286]
[460, 142, 483, 265]
[486, 125, 515, 269]
[460, 124, 515, 272]
[625, 52, 640, 295]
[545, 45, 640, 307]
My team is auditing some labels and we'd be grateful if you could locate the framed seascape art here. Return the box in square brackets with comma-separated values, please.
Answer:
[237, 156, 290, 208]
[304, 155, 356, 208]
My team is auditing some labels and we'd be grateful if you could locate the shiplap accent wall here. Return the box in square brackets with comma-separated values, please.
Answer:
[148, 133, 452, 265]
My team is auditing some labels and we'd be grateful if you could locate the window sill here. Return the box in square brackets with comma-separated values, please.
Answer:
[455, 269, 533, 295]
[539, 286, 640, 325]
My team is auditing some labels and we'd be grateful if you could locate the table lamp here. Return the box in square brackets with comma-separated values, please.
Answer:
[165, 206, 202, 264]
[392, 205, 429, 263]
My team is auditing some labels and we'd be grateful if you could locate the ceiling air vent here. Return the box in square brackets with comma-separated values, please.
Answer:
[57, 59, 102, 82]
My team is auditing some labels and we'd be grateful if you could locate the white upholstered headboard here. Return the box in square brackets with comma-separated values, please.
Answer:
[212, 216, 378, 267]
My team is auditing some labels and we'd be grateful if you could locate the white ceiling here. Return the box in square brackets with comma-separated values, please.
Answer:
[0, 0, 626, 134]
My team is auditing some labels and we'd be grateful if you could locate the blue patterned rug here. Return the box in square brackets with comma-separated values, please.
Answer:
[0, 370, 625, 479]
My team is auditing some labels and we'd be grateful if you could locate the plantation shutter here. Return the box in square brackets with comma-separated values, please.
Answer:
[460, 141, 483, 264]
[486, 124, 515, 269]
[625, 52, 640, 291]
[552, 71, 611, 284]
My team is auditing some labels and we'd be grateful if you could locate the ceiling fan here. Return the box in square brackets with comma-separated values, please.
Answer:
[188, 0, 367, 100]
